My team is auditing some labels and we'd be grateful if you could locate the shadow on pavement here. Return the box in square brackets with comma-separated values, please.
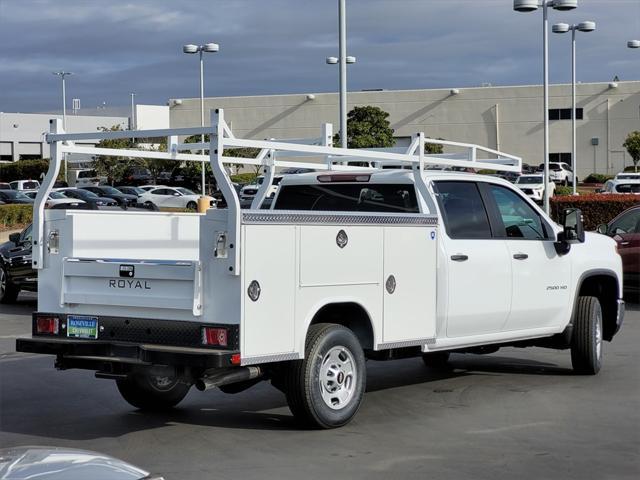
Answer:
[1, 352, 571, 440]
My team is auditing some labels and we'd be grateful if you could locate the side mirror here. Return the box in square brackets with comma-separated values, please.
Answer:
[554, 208, 585, 255]
[8, 233, 20, 245]
[561, 208, 585, 243]
[596, 223, 609, 235]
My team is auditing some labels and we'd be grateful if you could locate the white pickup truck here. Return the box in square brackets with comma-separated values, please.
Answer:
[17, 110, 625, 429]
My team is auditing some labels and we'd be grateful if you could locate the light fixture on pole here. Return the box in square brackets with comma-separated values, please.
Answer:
[514, 0, 579, 213]
[52, 71, 73, 183]
[552, 20, 595, 196]
[183, 42, 220, 197]
[628, 40, 640, 49]
[326, 0, 356, 149]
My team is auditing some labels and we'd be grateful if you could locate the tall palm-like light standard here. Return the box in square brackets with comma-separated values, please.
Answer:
[513, 0, 579, 213]
[553, 21, 595, 196]
[183, 42, 220, 195]
[52, 71, 73, 182]
[326, 0, 356, 148]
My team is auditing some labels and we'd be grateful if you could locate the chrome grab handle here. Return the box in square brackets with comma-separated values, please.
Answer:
[450, 254, 468, 262]
[513, 253, 529, 260]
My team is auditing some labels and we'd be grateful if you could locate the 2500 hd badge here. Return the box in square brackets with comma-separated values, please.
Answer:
[108, 279, 151, 290]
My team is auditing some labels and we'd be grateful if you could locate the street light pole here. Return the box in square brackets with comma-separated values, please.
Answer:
[628, 40, 640, 49]
[513, 0, 578, 214]
[183, 43, 219, 197]
[52, 71, 73, 183]
[338, 0, 347, 149]
[553, 21, 595, 196]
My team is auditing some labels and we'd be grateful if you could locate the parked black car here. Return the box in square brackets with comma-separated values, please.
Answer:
[115, 186, 147, 197]
[57, 188, 117, 207]
[0, 224, 35, 303]
[80, 186, 137, 206]
[0, 190, 34, 205]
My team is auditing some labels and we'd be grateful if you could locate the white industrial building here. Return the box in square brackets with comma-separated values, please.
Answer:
[169, 81, 640, 178]
[0, 105, 169, 162]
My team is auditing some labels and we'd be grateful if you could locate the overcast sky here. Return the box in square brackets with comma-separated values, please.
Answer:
[0, 0, 639, 114]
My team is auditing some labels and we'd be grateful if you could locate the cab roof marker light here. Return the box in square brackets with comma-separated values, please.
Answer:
[317, 174, 371, 183]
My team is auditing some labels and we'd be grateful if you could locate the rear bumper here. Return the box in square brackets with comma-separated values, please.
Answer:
[16, 337, 238, 369]
[16, 312, 240, 370]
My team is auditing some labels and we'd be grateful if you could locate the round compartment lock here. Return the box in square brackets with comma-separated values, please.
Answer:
[247, 280, 261, 302]
[336, 229, 348, 248]
[386, 275, 396, 294]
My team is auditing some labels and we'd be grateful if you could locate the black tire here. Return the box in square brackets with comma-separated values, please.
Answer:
[0, 264, 19, 304]
[421, 351, 451, 369]
[284, 323, 366, 429]
[116, 374, 191, 411]
[186, 201, 197, 211]
[571, 296, 603, 375]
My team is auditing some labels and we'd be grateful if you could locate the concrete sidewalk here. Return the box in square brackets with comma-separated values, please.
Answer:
[0, 228, 22, 243]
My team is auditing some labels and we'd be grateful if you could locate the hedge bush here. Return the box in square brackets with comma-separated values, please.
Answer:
[0, 159, 51, 183]
[230, 173, 258, 184]
[0, 205, 33, 229]
[582, 173, 614, 184]
[554, 185, 573, 196]
[551, 194, 640, 230]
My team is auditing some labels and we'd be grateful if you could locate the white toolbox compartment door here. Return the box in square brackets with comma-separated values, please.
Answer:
[382, 226, 437, 343]
[61, 258, 201, 315]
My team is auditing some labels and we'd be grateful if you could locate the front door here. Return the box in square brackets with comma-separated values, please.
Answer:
[483, 183, 571, 331]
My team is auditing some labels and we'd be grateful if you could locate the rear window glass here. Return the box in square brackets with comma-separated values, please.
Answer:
[78, 170, 97, 178]
[615, 183, 640, 193]
[274, 184, 419, 213]
[433, 181, 492, 239]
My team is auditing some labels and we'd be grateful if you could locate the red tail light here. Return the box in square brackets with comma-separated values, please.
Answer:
[317, 174, 371, 183]
[230, 354, 241, 365]
[202, 327, 228, 347]
[36, 316, 59, 335]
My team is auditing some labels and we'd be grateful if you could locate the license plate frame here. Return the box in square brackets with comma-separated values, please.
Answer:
[67, 315, 99, 339]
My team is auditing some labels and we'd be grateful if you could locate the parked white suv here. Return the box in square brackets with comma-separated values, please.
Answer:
[538, 162, 574, 186]
[9, 180, 39, 192]
[515, 174, 556, 201]
[239, 175, 283, 202]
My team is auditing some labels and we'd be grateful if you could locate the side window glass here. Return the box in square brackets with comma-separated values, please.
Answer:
[489, 185, 546, 240]
[610, 210, 640, 234]
[433, 181, 492, 239]
[21, 225, 33, 244]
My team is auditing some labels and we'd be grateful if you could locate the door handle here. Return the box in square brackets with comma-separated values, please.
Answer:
[450, 254, 468, 262]
[513, 253, 529, 260]
[619, 241, 630, 246]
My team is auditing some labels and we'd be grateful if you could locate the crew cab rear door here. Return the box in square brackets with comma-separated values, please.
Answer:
[433, 181, 511, 337]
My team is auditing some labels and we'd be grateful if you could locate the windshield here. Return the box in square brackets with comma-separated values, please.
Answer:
[177, 188, 196, 195]
[70, 189, 98, 199]
[617, 174, 640, 180]
[516, 176, 543, 185]
[615, 183, 640, 193]
[1, 190, 30, 199]
[48, 191, 66, 199]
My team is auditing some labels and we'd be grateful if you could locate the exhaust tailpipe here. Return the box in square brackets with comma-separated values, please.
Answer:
[195, 366, 262, 392]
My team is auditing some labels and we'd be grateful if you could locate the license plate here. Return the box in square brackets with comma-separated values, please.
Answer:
[67, 316, 98, 339]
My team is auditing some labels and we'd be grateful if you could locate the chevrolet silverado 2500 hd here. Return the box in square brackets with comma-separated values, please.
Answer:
[17, 110, 624, 429]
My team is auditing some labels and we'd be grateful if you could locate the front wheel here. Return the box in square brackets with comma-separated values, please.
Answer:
[186, 201, 197, 211]
[116, 374, 191, 411]
[0, 265, 19, 304]
[284, 324, 366, 429]
[571, 296, 603, 375]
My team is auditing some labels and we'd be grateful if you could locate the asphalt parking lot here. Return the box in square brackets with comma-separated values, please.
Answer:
[1, 294, 638, 480]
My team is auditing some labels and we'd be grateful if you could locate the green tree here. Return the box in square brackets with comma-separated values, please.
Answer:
[184, 134, 261, 177]
[623, 130, 640, 172]
[334, 106, 395, 148]
[93, 125, 142, 185]
[424, 138, 444, 155]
